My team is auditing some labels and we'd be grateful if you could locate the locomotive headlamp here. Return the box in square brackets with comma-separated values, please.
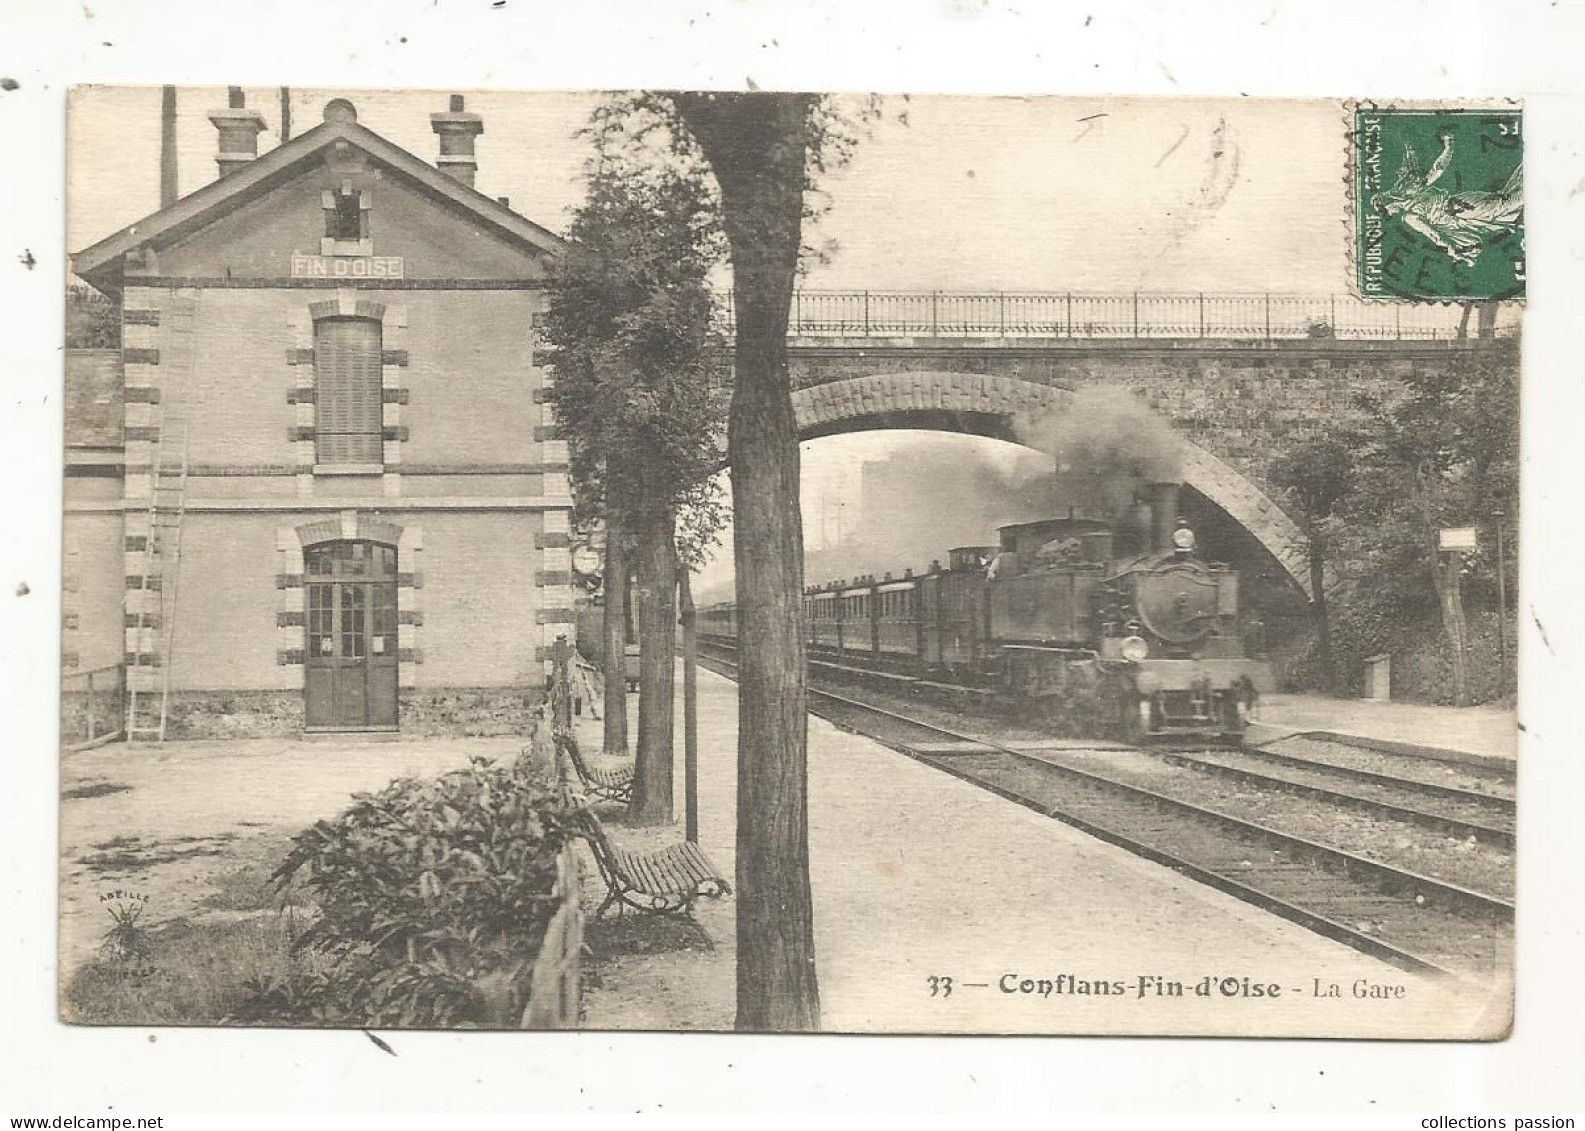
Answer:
[1171, 523, 1197, 552]
[1120, 634, 1150, 662]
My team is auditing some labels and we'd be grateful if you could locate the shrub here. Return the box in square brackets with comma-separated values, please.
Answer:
[243, 751, 584, 1028]
[66, 913, 328, 1026]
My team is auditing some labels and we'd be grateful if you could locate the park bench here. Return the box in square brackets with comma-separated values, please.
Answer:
[554, 730, 635, 805]
[574, 806, 731, 934]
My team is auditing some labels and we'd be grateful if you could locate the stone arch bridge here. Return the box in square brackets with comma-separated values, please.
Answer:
[777, 335, 1496, 601]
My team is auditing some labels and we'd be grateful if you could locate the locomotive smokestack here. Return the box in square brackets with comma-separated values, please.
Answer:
[1145, 481, 1180, 551]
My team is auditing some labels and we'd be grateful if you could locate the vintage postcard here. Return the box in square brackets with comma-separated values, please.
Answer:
[60, 87, 1520, 1038]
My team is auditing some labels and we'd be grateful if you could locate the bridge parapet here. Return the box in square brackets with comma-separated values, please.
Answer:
[721, 289, 1518, 342]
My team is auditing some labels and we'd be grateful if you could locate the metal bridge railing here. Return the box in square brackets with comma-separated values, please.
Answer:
[716, 290, 1518, 341]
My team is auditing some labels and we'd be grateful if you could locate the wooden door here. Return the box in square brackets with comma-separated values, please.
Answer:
[304, 541, 399, 730]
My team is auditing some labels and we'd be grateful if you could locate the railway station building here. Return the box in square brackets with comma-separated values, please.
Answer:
[65, 92, 574, 738]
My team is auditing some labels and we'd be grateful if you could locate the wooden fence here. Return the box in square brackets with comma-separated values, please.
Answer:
[520, 834, 584, 1028]
[520, 642, 584, 1028]
[60, 662, 125, 750]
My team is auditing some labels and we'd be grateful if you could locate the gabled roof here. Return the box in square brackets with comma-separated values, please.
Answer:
[72, 114, 568, 295]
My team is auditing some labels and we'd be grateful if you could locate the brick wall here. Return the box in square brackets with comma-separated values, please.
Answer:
[153, 166, 556, 283]
[165, 509, 555, 693]
[61, 501, 124, 673]
[178, 290, 298, 467]
[400, 290, 543, 467]
[168, 514, 292, 691]
[415, 511, 546, 688]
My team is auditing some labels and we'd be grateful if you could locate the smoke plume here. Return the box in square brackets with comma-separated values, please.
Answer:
[801, 436, 1054, 586]
[1019, 386, 1183, 520]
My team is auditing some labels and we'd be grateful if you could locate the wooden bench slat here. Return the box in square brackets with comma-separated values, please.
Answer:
[611, 847, 643, 889]
[678, 844, 716, 885]
[557, 732, 635, 801]
[672, 846, 709, 888]
[630, 852, 664, 895]
[577, 807, 729, 930]
[655, 848, 691, 893]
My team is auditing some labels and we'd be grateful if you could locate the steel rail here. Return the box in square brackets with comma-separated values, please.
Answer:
[695, 645, 1508, 980]
[1156, 750, 1516, 850]
[799, 681, 1513, 920]
[1236, 742, 1517, 799]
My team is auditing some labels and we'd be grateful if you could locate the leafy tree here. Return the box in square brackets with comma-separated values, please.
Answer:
[663, 91, 878, 1033]
[1350, 336, 1519, 705]
[575, 90, 879, 1030]
[665, 90, 818, 1032]
[1270, 437, 1352, 693]
[541, 148, 726, 823]
[66, 284, 120, 349]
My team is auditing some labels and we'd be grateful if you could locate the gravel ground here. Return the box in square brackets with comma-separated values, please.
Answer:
[1173, 748, 1513, 834]
[58, 736, 524, 978]
[1042, 746, 1515, 901]
[1262, 735, 1516, 799]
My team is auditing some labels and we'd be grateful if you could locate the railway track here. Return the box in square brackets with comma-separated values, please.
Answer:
[697, 641, 1510, 981]
[1155, 748, 1516, 849]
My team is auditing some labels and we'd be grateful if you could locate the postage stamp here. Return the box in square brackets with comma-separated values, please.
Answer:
[1354, 106, 1525, 301]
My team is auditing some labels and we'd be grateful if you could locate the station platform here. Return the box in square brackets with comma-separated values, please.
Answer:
[1251, 693, 1517, 767]
[576, 666, 1509, 1037]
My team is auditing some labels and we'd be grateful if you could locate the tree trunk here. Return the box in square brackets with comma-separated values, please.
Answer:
[1308, 525, 1335, 695]
[1476, 300, 1499, 339]
[1423, 522, 1472, 708]
[1414, 469, 1471, 707]
[672, 92, 821, 1031]
[601, 511, 630, 757]
[1432, 551, 1472, 707]
[679, 566, 700, 844]
[629, 506, 677, 824]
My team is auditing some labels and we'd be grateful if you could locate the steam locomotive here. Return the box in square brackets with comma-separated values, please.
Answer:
[699, 481, 1272, 742]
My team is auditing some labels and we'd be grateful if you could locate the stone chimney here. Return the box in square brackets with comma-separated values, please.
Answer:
[208, 87, 266, 178]
[430, 94, 483, 188]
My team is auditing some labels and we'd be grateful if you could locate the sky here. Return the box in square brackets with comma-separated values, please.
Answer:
[66, 87, 1358, 596]
[68, 87, 1352, 291]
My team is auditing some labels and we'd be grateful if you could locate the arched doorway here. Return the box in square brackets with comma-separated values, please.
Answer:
[303, 539, 399, 730]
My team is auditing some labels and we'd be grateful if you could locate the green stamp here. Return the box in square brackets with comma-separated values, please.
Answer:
[1354, 107, 1524, 301]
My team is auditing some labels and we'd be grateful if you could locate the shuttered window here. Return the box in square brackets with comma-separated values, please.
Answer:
[314, 317, 383, 465]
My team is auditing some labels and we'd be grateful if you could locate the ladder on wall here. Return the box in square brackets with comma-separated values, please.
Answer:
[126, 292, 198, 743]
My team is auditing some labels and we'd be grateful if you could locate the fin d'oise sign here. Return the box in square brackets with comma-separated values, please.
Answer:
[290, 253, 405, 279]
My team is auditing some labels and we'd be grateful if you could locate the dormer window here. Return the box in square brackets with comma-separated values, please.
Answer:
[330, 192, 361, 240]
[321, 183, 372, 256]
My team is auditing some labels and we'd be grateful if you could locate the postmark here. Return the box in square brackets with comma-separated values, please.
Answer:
[1353, 106, 1524, 301]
